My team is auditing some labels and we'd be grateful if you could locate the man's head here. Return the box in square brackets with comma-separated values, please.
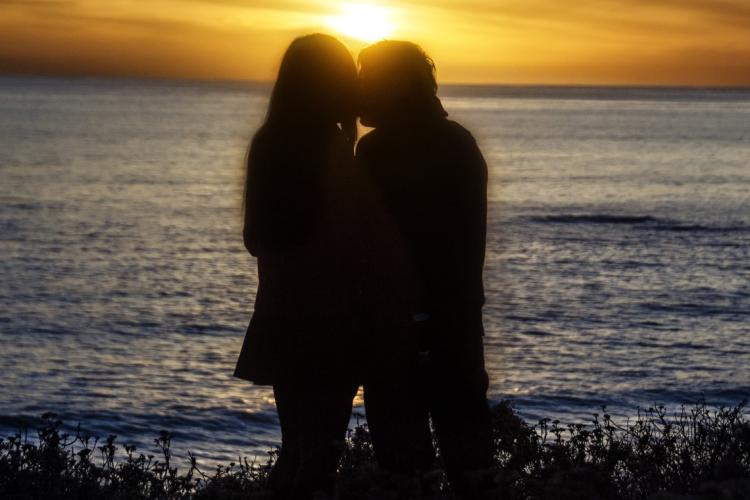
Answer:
[358, 41, 444, 127]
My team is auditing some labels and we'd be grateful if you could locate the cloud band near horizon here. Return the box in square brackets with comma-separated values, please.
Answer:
[1, 0, 749, 85]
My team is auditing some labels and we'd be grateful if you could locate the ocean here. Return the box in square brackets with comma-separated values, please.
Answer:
[1, 76, 749, 465]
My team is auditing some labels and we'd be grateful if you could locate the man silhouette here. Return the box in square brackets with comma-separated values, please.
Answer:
[356, 41, 494, 496]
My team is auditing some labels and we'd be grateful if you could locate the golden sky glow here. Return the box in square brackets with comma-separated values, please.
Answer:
[326, 3, 395, 42]
[1, 0, 750, 85]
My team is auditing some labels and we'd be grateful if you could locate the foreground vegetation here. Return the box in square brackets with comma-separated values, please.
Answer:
[2, 401, 749, 499]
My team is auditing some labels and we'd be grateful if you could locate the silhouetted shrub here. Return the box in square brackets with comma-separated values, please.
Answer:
[1, 402, 749, 499]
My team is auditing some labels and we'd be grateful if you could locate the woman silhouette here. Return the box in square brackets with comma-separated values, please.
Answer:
[233, 34, 361, 499]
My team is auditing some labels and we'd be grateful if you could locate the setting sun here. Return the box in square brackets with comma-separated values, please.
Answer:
[326, 2, 395, 43]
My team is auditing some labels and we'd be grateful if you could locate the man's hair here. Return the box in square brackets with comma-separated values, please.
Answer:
[358, 40, 438, 97]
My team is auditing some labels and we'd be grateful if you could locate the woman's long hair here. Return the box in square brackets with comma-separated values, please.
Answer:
[243, 34, 358, 255]
[265, 34, 358, 142]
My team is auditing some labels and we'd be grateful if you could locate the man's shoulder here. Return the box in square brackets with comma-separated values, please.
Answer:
[355, 129, 383, 158]
[355, 119, 480, 158]
[437, 119, 478, 147]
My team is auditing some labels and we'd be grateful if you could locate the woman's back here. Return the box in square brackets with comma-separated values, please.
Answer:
[236, 123, 363, 383]
[247, 123, 362, 311]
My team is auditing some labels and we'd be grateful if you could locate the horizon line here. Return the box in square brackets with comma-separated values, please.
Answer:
[2, 72, 750, 91]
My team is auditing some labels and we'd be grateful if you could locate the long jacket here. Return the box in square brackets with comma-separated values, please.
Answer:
[355, 112, 488, 342]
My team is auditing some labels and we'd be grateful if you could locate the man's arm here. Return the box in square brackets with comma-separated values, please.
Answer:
[443, 127, 488, 308]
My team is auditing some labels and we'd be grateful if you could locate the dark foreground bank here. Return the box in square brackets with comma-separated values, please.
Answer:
[1, 401, 749, 499]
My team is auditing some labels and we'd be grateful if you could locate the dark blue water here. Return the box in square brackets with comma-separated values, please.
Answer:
[1, 76, 749, 465]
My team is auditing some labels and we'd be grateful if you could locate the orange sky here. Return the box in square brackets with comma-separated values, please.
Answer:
[1, 0, 750, 85]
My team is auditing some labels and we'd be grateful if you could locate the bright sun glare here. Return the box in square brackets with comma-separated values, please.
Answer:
[326, 3, 395, 43]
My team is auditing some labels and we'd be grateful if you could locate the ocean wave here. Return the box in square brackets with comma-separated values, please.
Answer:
[530, 215, 658, 224]
[530, 214, 750, 232]
[638, 223, 750, 233]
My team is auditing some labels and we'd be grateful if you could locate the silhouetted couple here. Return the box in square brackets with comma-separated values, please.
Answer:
[234, 34, 492, 500]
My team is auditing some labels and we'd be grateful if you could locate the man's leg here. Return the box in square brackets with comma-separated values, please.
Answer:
[363, 354, 435, 475]
[427, 318, 494, 496]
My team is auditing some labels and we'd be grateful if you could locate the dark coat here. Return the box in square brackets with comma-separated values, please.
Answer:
[355, 113, 488, 339]
[234, 124, 366, 385]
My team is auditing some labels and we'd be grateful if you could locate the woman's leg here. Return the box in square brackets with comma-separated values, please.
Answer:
[293, 382, 358, 498]
[272, 381, 357, 499]
[269, 383, 302, 499]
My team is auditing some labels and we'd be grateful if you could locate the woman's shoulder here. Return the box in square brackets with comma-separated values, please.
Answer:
[253, 122, 345, 154]
[249, 124, 320, 171]
[249, 123, 290, 155]
[247, 125, 278, 166]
